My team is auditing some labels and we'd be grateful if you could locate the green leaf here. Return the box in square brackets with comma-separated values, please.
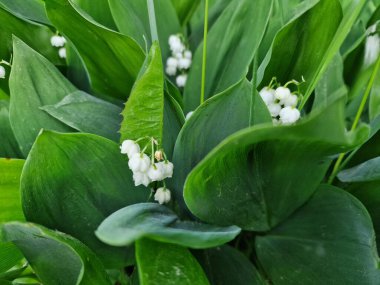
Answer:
[0, 6, 61, 65]
[194, 245, 266, 285]
[41, 91, 122, 142]
[109, 0, 181, 57]
[0, 0, 50, 25]
[338, 156, 380, 182]
[184, 0, 273, 112]
[96, 203, 240, 249]
[45, 0, 145, 100]
[184, 97, 368, 231]
[120, 42, 164, 145]
[255, 185, 380, 284]
[171, 0, 200, 26]
[9, 37, 75, 156]
[0, 158, 24, 223]
[0, 101, 22, 158]
[71, 0, 117, 29]
[2, 222, 111, 285]
[136, 239, 209, 285]
[21, 131, 150, 267]
[171, 79, 270, 208]
[0, 242, 23, 275]
[369, 48, 380, 120]
[259, 0, 342, 94]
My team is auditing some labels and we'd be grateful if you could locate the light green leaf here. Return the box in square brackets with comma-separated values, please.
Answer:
[0, 158, 24, 223]
[136, 239, 209, 285]
[120, 42, 164, 145]
[2, 222, 111, 285]
[41, 91, 122, 142]
[96, 203, 240, 249]
[109, 0, 181, 57]
[184, 97, 368, 231]
[21, 131, 150, 267]
[0, 101, 22, 158]
[45, 0, 145, 100]
[184, 0, 273, 112]
[194, 245, 266, 285]
[9, 37, 75, 156]
[255, 185, 380, 284]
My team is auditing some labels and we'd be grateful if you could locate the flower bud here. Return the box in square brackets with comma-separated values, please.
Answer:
[155, 150, 164, 161]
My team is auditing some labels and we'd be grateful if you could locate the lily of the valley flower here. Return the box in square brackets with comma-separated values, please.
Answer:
[50, 35, 66, 47]
[0, 66, 5, 79]
[120, 140, 140, 158]
[154, 187, 171, 205]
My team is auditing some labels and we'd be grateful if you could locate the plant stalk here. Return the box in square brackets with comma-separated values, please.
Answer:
[200, 0, 209, 105]
[147, 0, 159, 42]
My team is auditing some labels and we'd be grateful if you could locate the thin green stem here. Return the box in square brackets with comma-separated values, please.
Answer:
[328, 54, 380, 184]
[147, 0, 159, 42]
[249, 55, 258, 126]
[200, 0, 209, 105]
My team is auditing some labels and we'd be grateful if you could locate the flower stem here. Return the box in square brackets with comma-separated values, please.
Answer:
[147, 0, 159, 42]
[200, 0, 209, 105]
[328, 54, 380, 184]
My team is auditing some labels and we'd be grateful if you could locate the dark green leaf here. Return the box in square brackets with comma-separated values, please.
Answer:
[0, 158, 24, 223]
[2, 222, 111, 285]
[338, 156, 380, 182]
[45, 0, 145, 100]
[184, 97, 368, 231]
[171, 79, 270, 209]
[0, 101, 22, 158]
[41, 91, 122, 142]
[136, 239, 209, 285]
[0, 0, 50, 25]
[194, 245, 266, 285]
[96, 203, 240, 248]
[120, 42, 164, 145]
[171, 0, 200, 26]
[21, 131, 150, 267]
[109, 0, 181, 57]
[184, 0, 273, 112]
[0, 242, 23, 275]
[255, 185, 380, 285]
[9, 37, 75, 156]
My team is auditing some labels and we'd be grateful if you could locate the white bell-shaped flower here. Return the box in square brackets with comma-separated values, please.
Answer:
[158, 161, 174, 179]
[120, 140, 140, 158]
[58, 47, 67, 59]
[275, 87, 291, 101]
[128, 153, 150, 173]
[133, 172, 151, 187]
[148, 163, 165, 181]
[281, 94, 298, 107]
[165, 66, 177, 76]
[267, 103, 281, 117]
[166, 57, 178, 68]
[184, 50, 192, 59]
[169, 35, 184, 53]
[154, 187, 171, 204]
[178, 57, 191, 70]
[185, 111, 194, 120]
[50, 35, 66, 47]
[176, 74, 187, 87]
[279, 106, 301, 125]
[259, 87, 275, 105]
[0, 66, 5, 79]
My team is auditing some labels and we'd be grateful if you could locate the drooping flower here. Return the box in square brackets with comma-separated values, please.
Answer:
[176, 74, 187, 87]
[148, 163, 165, 181]
[128, 153, 151, 173]
[154, 187, 171, 204]
[279, 106, 301, 125]
[0, 66, 5, 79]
[120, 140, 140, 158]
[58, 47, 67, 59]
[50, 35, 66, 47]
[133, 172, 151, 187]
[259, 87, 275, 105]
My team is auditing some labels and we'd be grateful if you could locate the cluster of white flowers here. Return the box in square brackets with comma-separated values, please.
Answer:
[166, 34, 192, 88]
[50, 35, 67, 59]
[0, 65, 5, 79]
[260, 80, 302, 125]
[120, 139, 173, 204]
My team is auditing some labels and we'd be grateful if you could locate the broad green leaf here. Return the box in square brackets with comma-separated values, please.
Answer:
[184, 0, 273, 112]
[255, 185, 380, 284]
[71, 0, 117, 29]
[108, 0, 181, 57]
[171, 0, 200, 26]
[41, 91, 122, 142]
[0, 0, 50, 25]
[2, 222, 111, 285]
[338, 156, 380, 182]
[45, 0, 145, 100]
[0, 6, 61, 65]
[184, 97, 368, 231]
[194, 245, 266, 285]
[21, 131, 150, 267]
[259, 0, 342, 95]
[9, 38, 75, 156]
[120, 42, 164, 145]
[65, 42, 91, 93]
[0, 243, 23, 275]
[0, 101, 22, 158]
[171, 79, 270, 209]
[136, 239, 209, 285]
[0, 158, 24, 223]
[96, 203, 240, 248]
